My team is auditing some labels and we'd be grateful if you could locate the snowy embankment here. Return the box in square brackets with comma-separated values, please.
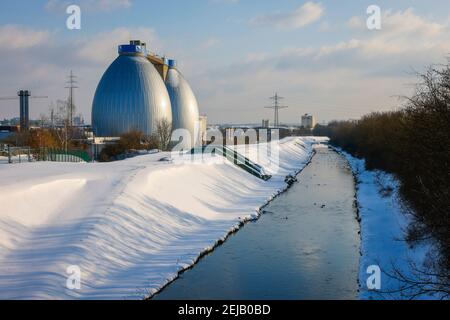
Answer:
[339, 150, 433, 300]
[0, 137, 323, 300]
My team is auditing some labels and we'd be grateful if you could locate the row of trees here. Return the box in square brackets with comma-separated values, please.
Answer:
[314, 63, 450, 297]
[3, 126, 86, 151]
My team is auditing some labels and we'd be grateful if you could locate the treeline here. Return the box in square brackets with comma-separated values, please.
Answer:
[314, 64, 450, 280]
[2, 127, 86, 151]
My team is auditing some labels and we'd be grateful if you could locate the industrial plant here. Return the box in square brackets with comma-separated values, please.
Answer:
[92, 40, 202, 147]
[165, 59, 200, 147]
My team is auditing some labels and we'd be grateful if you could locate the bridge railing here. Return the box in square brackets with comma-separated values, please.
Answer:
[190, 145, 271, 181]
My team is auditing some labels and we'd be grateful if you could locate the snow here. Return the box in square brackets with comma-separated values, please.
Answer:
[338, 150, 433, 300]
[0, 137, 323, 300]
[0, 155, 30, 164]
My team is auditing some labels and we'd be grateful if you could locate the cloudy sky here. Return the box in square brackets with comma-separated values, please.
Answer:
[0, 0, 449, 124]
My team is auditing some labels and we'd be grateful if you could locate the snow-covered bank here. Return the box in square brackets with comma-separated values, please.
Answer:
[0, 137, 324, 300]
[338, 150, 433, 300]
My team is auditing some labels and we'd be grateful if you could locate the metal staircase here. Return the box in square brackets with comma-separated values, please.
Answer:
[190, 145, 271, 181]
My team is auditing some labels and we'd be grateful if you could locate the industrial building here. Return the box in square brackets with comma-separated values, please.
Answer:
[92, 41, 172, 137]
[301, 114, 316, 130]
[92, 40, 203, 147]
[165, 59, 200, 147]
[0, 91, 47, 131]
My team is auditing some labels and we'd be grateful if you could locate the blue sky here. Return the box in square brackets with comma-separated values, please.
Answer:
[1, 0, 450, 124]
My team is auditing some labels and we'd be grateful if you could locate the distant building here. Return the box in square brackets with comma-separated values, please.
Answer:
[73, 115, 85, 126]
[0, 118, 20, 126]
[301, 114, 316, 129]
[262, 119, 270, 128]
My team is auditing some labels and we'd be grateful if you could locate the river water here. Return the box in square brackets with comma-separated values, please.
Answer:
[154, 146, 360, 300]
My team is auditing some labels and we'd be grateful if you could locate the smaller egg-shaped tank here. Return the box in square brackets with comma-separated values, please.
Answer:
[92, 42, 172, 137]
[165, 60, 200, 147]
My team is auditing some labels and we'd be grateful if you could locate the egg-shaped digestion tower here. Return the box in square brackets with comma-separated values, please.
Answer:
[165, 59, 200, 148]
[92, 41, 172, 137]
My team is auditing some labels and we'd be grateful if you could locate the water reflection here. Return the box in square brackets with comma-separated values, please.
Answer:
[154, 146, 360, 300]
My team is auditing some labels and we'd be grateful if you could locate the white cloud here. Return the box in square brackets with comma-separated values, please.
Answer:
[75, 27, 159, 64]
[279, 46, 315, 58]
[317, 9, 449, 59]
[250, 2, 324, 30]
[382, 8, 443, 37]
[1, 8, 449, 124]
[0, 25, 50, 50]
[191, 9, 450, 123]
[0, 25, 162, 122]
[347, 8, 444, 37]
[347, 16, 364, 29]
[360, 9, 447, 57]
[316, 39, 360, 58]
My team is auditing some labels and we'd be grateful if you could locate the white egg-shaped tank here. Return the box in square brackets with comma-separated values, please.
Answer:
[92, 42, 172, 137]
[165, 59, 200, 148]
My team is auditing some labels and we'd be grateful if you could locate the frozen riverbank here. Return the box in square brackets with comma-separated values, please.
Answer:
[0, 137, 324, 299]
[338, 150, 433, 300]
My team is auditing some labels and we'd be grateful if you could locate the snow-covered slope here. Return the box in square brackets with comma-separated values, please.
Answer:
[0, 137, 321, 299]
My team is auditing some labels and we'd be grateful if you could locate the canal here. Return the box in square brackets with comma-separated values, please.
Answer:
[154, 145, 360, 300]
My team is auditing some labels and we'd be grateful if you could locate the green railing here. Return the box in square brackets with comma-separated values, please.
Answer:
[35, 148, 91, 163]
[1, 145, 91, 164]
[190, 145, 271, 181]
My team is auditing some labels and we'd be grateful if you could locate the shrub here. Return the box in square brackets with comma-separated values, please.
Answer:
[320, 63, 450, 293]
[99, 130, 160, 162]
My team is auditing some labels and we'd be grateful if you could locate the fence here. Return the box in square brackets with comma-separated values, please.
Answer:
[0, 145, 32, 164]
[0, 144, 91, 164]
[35, 148, 91, 163]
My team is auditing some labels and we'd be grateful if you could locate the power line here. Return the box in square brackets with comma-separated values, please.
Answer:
[65, 70, 78, 126]
[264, 92, 288, 127]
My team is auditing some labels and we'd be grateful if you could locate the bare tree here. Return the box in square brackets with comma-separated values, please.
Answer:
[381, 259, 450, 300]
[156, 118, 172, 151]
[52, 99, 73, 151]
[142, 134, 160, 151]
[321, 62, 450, 298]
